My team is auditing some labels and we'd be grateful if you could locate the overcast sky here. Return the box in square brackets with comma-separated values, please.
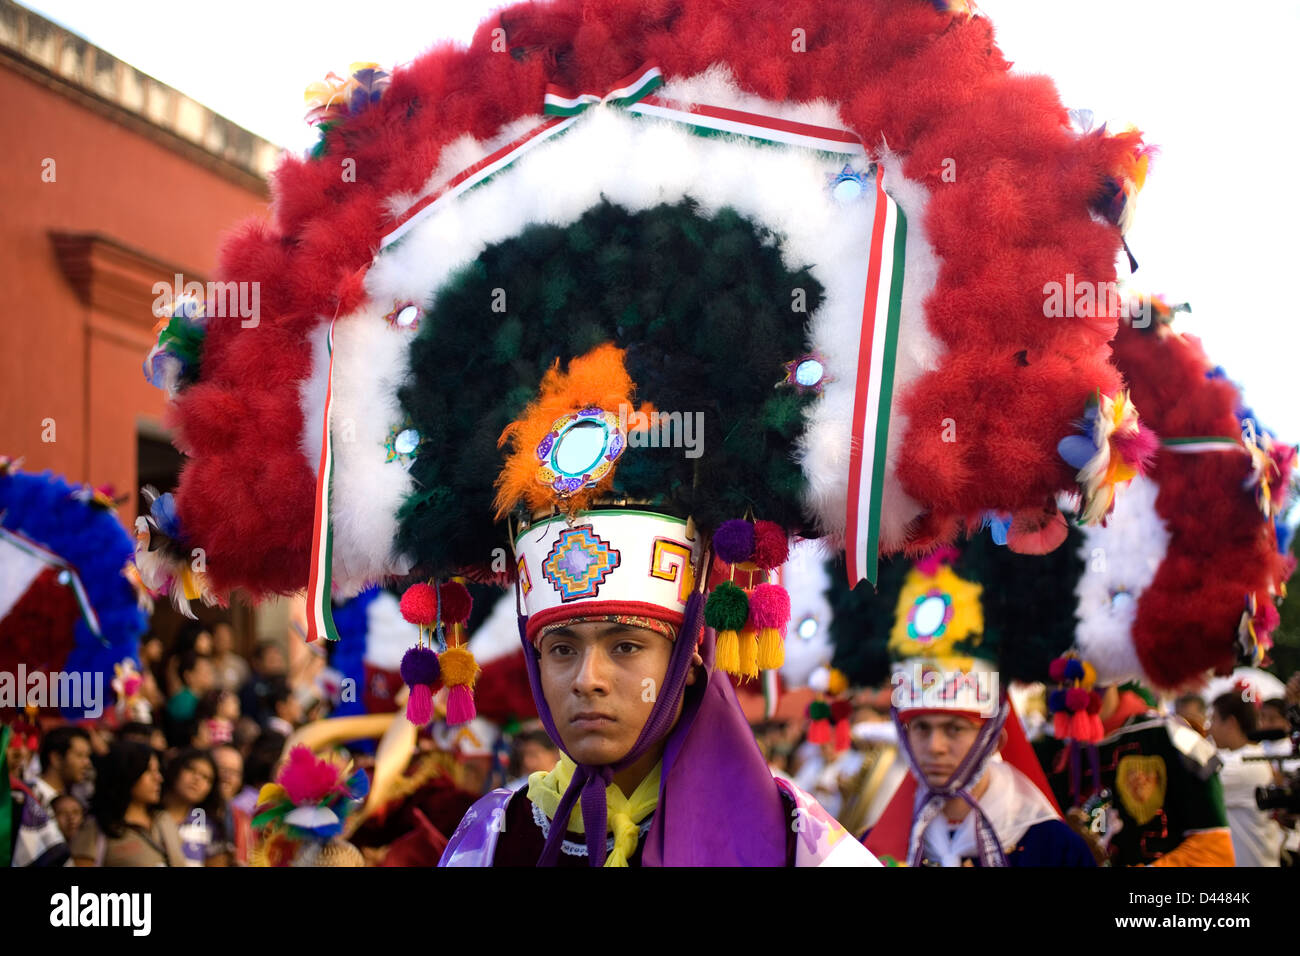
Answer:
[24, 0, 1300, 446]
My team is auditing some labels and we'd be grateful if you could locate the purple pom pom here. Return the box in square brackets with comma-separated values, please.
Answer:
[400, 646, 440, 686]
[1047, 689, 1067, 713]
[1063, 658, 1085, 681]
[713, 519, 755, 565]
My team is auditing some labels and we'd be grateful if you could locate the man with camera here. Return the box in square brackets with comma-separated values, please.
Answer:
[1209, 691, 1284, 867]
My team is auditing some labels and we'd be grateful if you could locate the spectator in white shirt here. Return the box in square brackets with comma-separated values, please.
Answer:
[1257, 698, 1294, 757]
[1209, 692, 1283, 867]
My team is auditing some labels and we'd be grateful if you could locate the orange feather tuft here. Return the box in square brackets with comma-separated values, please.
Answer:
[494, 342, 653, 518]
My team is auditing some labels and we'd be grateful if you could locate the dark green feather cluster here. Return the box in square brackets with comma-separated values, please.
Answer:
[396, 198, 823, 576]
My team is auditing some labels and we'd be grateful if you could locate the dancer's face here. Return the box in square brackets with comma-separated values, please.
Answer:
[538, 621, 683, 767]
[904, 714, 982, 788]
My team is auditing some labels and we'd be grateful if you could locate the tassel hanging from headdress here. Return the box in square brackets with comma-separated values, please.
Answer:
[807, 700, 832, 745]
[399, 582, 439, 726]
[749, 581, 791, 671]
[705, 581, 748, 675]
[708, 518, 790, 678]
[831, 699, 853, 752]
[437, 580, 478, 725]
[1047, 653, 1104, 799]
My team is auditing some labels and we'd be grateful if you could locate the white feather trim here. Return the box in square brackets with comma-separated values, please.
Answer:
[327, 300, 417, 592]
[362, 590, 410, 672]
[1073, 475, 1170, 686]
[298, 318, 332, 474]
[467, 588, 523, 666]
[779, 537, 835, 688]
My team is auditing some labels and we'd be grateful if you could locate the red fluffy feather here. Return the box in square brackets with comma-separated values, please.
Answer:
[1113, 325, 1291, 689]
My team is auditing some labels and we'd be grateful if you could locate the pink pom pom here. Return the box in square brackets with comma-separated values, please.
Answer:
[747, 583, 791, 630]
[751, 521, 789, 570]
[1064, 687, 1090, 712]
[439, 581, 473, 624]
[445, 684, 476, 725]
[1047, 658, 1068, 683]
[405, 683, 433, 726]
[400, 583, 438, 625]
[278, 745, 341, 804]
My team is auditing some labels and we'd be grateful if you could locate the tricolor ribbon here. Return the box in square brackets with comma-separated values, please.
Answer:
[626, 95, 865, 156]
[845, 169, 907, 588]
[305, 319, 340, 643]
[0, 526, 104, 641]
[1160, 436, 1242, 453]
[542, 63, 663, 116]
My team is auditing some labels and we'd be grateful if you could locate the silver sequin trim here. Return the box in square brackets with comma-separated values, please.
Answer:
[530, 800, 653, 858]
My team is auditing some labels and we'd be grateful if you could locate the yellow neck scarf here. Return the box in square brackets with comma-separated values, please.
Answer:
[526, 755, 660, 867]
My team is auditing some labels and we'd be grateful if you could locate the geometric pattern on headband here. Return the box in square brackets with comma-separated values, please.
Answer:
[541, 524, 621, 601]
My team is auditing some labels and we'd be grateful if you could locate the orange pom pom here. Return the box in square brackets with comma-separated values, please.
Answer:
[438, 645, 479, 688]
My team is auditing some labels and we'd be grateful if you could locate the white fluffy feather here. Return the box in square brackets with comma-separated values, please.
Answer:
[779, 537, 836, 688]
[298, 318, 331, 474]
[327, 300, 417, 593]
[1073, 475, 1170, 686]
[467, 588, 524, 666]
[362, 590, 411, 672]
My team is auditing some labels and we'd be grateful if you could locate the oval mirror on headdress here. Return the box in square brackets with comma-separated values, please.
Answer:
[552, 419, 609, 477]
[910, 594, 950, 642]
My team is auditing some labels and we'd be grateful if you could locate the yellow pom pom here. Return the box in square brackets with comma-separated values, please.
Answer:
[715, 629, 740, 674]
[439, 646, 479, 688]
[828, 668, 849, 696]
[756, 626, 784, 670]
[737, 629, 759, 679]
[1081, 660, 1097, 690]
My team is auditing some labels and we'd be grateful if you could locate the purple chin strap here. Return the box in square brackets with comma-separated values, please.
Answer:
[519, 590, 705, 867]
[892, 697, 1011, 868]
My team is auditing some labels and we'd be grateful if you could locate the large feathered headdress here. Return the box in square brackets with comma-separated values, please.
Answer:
[0, 459, 149, 719]
[1073, 302, 1295, 690]
[141, 0, 1152, 613]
